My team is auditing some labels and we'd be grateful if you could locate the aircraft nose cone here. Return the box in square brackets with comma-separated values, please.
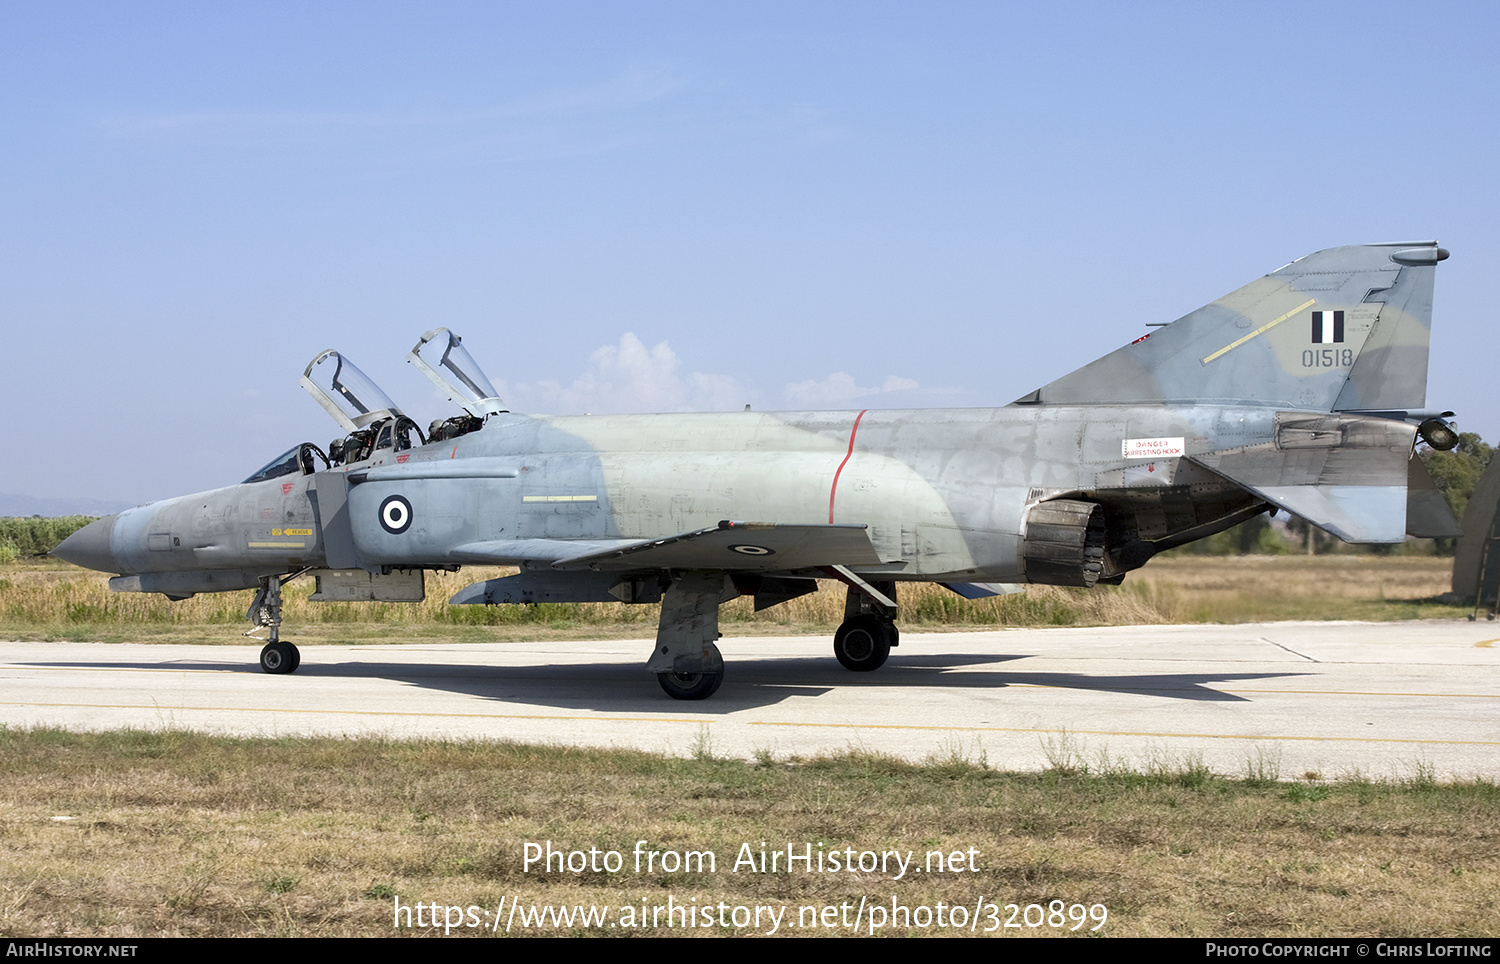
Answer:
[52, 516, 120, 573]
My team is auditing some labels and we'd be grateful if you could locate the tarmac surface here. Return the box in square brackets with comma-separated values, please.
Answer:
[3, 621, 1497, 779]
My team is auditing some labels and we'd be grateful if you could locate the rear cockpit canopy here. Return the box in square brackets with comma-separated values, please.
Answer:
[407, 328, 507, 417]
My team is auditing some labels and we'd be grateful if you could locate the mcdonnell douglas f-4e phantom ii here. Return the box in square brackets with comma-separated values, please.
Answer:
[55, 241, 1462, 699]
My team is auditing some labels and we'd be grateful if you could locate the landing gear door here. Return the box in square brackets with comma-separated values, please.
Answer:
[300, 350, 405, 432]
[407, 328, 508, 416]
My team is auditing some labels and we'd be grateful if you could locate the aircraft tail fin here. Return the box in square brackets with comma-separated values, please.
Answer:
[1025, 242, 1447, 412]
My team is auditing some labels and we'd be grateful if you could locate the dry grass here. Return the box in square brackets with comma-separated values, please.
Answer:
[1, 728, 1495, 938]
[1127, 555, 1457, 623]
[0, 555, 1463, 646]
[0, 556, 1488, 938]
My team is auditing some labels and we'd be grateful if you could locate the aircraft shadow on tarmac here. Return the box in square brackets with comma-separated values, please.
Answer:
[25, 649, 1311, 715]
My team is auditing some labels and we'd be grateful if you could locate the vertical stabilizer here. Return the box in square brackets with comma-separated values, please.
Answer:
[1027, 242, 1447, 411]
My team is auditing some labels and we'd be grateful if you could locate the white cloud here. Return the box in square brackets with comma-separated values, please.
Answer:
[506, 333, 749, 414]
[104, 67, 686, 134]
[782, 372, 920, 409]
[498, 333, 924, 414]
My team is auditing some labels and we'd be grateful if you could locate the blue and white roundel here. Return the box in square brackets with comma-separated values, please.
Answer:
[379, 495, 413, 534]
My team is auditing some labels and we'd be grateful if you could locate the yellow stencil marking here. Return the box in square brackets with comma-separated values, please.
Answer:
[1201, 298, 1317, 365]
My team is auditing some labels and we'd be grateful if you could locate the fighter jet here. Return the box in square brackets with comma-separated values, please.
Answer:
[54, 242, 1459, 699]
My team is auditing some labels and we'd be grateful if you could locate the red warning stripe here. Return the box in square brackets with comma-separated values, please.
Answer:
[829, 409, 868, 523]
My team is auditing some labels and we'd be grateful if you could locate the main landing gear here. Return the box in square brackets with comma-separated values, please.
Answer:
[831, 573, 898, 673]
[648, 571, 726, 700]
[248, 574, 302, 674]
[833, 614, 896, 671]
[645, 570, 901, 700]
[656, 641, 724, 700]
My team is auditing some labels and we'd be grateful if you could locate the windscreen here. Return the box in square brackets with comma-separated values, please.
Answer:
[242, 446, 303, 484]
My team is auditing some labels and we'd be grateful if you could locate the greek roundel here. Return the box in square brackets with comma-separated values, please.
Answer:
[379, 495, 413, 535]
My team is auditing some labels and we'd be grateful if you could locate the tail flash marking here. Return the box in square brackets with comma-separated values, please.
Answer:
[1311, 310, 1345, 344]
[1201, 298, 1316, 366]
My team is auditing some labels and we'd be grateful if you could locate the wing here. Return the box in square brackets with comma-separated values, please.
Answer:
[447, 521, 883, 607]
[451, 521, 883, 571]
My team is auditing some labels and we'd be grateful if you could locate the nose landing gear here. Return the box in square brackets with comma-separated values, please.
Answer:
[259, 640, 301, 674]
[248, 574, 303, 674]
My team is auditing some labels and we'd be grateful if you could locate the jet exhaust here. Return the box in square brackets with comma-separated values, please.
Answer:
[1021, 499, 1107, 588]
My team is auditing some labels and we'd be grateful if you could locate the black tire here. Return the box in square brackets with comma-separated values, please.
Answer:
[834, 615, 893, 672]
[657, 669, 724, 700]
[260, 641, 300, 675]
[657, 641, 724, 700]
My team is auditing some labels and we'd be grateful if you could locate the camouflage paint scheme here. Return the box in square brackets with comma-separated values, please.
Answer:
[54, 242, 1455, 698]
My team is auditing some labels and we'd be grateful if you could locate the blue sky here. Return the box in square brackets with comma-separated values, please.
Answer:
[3, 2, 1497, 505]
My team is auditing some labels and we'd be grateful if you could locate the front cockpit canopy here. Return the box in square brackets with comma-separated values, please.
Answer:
[300, 350, 404, 432]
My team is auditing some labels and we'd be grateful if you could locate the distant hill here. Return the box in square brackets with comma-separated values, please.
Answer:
[0, 492, 135, 518]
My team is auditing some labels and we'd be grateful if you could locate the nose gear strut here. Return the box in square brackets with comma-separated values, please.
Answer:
[246, 571, 307, 674]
